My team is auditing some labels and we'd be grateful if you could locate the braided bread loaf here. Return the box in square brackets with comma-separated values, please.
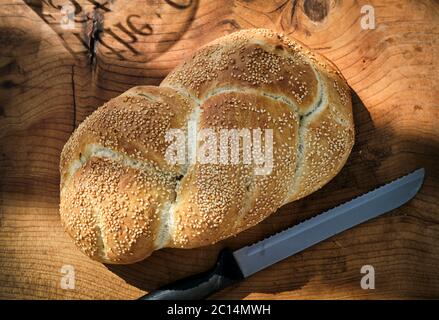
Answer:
[60, 29, 354, 264]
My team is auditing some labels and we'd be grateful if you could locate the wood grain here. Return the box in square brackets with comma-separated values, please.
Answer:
[0, 0, 438, 299]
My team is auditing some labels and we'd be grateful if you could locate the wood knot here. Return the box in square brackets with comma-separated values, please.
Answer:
[303, 0, 329, 22]
[164, 0, 193, 9]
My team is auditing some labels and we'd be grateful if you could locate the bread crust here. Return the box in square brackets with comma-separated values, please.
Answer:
[60, 29, 354, 264]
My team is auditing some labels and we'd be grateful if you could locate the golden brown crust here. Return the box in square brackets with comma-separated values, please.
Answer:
[170, 92, 299, 248]
[60, 29, 354, 264]
[60, 86, 194, 186]
[161, 29, 320, 114]
[60, 157, 176, 263]
[60, 86, 193, 263]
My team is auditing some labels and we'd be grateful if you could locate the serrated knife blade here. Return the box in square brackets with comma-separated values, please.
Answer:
[233, 168, 425, 278]
[139, 168, 425, 300]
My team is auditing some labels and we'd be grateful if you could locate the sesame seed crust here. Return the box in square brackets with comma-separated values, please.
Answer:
[161, 28, 319, 113]
[60, 86, 194, 186]
[60, 157, 176, 263]
[60, 29, 354, 264]
[170, 92, 299, 247]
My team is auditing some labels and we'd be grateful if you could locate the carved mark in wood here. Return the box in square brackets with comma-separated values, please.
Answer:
[28, 0, 198, 63]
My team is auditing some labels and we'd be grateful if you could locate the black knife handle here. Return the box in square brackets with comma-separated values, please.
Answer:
[138, 248, 244, 300]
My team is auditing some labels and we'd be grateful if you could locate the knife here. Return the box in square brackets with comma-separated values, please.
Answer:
[138, 168, 425, 300]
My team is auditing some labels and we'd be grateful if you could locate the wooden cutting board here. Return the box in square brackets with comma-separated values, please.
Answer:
[0, 0, 438, 299]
